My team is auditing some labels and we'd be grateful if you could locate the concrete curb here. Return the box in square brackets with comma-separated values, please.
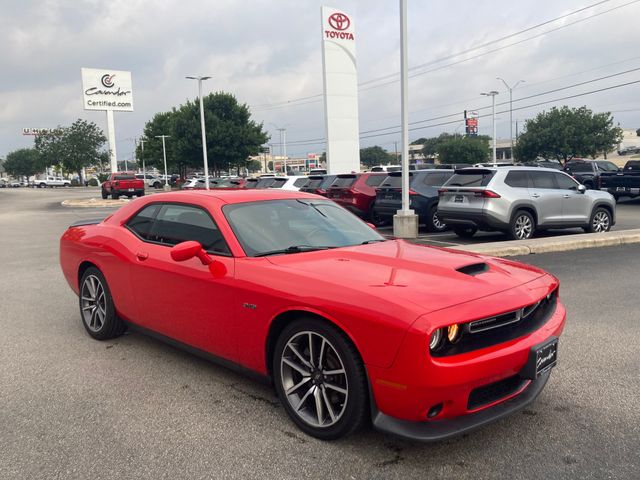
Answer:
[447, 229, 640, 257]
[61, 198, 132, 208]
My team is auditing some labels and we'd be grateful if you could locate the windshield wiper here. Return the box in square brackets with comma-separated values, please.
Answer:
[296, 199, 327, 217]
[361, 239, 387, 245]
[254, 245, 336, 257]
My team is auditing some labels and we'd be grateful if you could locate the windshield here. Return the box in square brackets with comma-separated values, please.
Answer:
[223, 199, 385, 257]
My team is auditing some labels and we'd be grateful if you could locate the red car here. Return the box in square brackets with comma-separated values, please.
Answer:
[325, 173, 387, 219]
[59, 190, 565, 441]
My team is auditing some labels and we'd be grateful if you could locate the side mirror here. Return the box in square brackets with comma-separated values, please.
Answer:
[577, 184, 586, 194]
[170, 241, 212, 265]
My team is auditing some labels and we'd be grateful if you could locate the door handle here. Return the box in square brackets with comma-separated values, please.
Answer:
[136, 251, 149, 261]
[563, 194, 570, 198]
[532, 193, 540, 198]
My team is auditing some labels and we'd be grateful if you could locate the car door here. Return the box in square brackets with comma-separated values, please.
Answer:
[554, 172, 590, 223]
[126, 202, 238, 361]
[529, 171, 565, 225]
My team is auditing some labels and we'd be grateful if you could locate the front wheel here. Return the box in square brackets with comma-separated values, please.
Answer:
[273, 318, 368, 440]
[79, 267, 125, 340]
[112, 192, 120, 200]
[585, 207, 611, 233]
[509, 210, 535, 240]
[369, 204, 387, 227]
[101, 189, 108, 199]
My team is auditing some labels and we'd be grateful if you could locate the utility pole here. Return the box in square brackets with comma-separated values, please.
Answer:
[155, 135, 171, 191]
[481, 91, 499, 163]
[186, 76, 212, 189]
[139, 137, 147, 180]
[497, 78, 524, 159]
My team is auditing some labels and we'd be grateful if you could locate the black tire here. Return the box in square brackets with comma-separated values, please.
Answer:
[453, 226, 477, 238]
[426, 205, 447, 232]
[39, 183, 46, 188]
[78, 267, 125, 340]
[101, 189, 108, 199]
[112, 192, 120, 200]
[508, 210, 535, 240]
[273, 317, 368, 441]
[369, 204, 387, 227]
[153, 182, 161, 189]
[137, 191, 145, 197]
[584, 207, 612, 233]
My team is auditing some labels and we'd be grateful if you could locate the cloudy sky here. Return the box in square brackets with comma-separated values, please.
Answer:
[1, 0, 640, 161]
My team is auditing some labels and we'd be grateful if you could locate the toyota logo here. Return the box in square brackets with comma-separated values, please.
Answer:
[328, 12, 350, 31]
[101, 74, 116, 88]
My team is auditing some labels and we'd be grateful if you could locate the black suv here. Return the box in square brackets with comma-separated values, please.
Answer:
[563, 159, 619, 189]
[372, 170, 454, 231]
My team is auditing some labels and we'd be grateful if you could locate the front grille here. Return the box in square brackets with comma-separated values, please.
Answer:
[431, 288, 558, 357]
[467, 375, 528, 410]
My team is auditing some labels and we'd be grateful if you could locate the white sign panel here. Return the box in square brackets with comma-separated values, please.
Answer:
[321, 6, 360, 174]
[81, 68, 134, 111]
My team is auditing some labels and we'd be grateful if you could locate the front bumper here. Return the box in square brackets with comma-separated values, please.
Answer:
[372, 369, 550, 441]
[367, 275, 565, 441]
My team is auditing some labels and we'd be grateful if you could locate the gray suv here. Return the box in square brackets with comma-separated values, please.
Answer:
[437, 167, 616, 240]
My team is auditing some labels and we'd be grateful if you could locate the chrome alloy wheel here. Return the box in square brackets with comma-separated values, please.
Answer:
[592, 211, 610, 232]
[280, 331, 348, 428]
[514, 214, 533, 239]
[80, 275, 107, 333]
[432, 211, 446, 231]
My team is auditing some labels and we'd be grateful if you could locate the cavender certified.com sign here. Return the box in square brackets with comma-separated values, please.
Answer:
[81, 68, 134, 111]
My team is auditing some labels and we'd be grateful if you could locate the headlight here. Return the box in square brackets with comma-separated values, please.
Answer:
[447, 324, 461, 343]
[429, 328, 443, 351]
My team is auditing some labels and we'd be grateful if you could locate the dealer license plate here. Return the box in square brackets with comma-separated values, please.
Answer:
[535, 338, 558, 377]
[128, 188, 134, 192]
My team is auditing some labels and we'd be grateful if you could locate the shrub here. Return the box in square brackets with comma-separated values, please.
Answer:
[71, 179, 81, 186]
[88, 178, 99, 186]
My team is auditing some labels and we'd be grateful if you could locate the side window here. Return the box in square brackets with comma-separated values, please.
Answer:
[149, 204, 230, 255]
[504, 171, 529, 188]
[530, 171, 557, 189]
[421, 172, 451, 187]
[293, 178, 309, 188]
[365, 175, 385, 187]
[554, 172, 578, 190]
[126, 204, 161, 240]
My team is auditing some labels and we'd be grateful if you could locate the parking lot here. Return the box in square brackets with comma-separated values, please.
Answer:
[1, 188, 639, 479]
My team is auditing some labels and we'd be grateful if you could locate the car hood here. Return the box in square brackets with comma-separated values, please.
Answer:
[266, 240, 548, 316]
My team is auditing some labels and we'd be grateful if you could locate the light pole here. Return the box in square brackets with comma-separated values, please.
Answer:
[481, 91, 499, 163]
[497, 77, 525, 159]
[186, 76, 212, 189]
[155, 135, 171, 191]
[270, 124, 289, 174]
[139, 137, 147, 181]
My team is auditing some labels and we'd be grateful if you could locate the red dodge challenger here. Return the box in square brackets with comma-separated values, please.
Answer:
[59, 190, 565, 441]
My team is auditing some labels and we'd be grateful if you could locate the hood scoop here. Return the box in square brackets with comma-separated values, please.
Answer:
[456, 262, 489, 277]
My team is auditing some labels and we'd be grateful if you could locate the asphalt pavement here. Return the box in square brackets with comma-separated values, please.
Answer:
[1, 188, 638, 480]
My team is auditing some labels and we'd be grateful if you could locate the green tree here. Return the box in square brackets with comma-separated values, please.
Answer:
[4, 148, 41, 179]
[360, 146, 392, 168]
[35, 120, 107, 182]
[246, 159, 262, 172]
[514, 106, 623, 165]
[138, 92, 269, 178]
[436, 136, 490, 164]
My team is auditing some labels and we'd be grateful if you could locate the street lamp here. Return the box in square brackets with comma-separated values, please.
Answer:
[139, 137, 147, 181]
[481, 91, 499, 163]
[497, 77, 525, 159]
[155, 135, 171, 191]
[186, 76, 212, 189]
[270, 123, 289, 174]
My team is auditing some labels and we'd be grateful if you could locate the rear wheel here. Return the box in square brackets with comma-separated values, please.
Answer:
[79, 267, 125, 340]
[427, 206, 447, 232]
[453, 226, 477, 238]
[273, 318, 368, 440]
[509, 210, 535, 240]
[369, 204, 387, 227]
[101, 189, 108, 199]
[585, 207, 611, 233]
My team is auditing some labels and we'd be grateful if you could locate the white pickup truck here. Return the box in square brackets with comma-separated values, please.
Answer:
[36, 176, 71, 188]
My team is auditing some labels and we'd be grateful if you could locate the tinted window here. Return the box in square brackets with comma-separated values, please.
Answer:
[149, 204, 229, 254]
[320, 175, 337, 189]
[364, 175, 385, 187]
[380, 173, 411, 188]
[595, 161, 618, 172]
[445, 171, 495, 187]
[270, 178, 287, 188]
[245, 179, 259, 189]
[530, 171, 557, 189]
[505, 171, 529, 188]
[332, 176, 357, 188]
[419, 172, 452, 187]
[127, 204, 161, 240]
[554, 172, 578, 190]
[255, 178, 276, 188]
[370, 167, 385, 172]
[624, 161, 640, 171]
[565, 163, 591, 173]
[114, 174, 135, 180]
[387, 166, 402, 172]
[293, 177, 309, 188]
[303, 178, 323, 189]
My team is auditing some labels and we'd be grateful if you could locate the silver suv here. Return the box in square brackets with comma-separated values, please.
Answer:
[437, 167, 616, 240]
